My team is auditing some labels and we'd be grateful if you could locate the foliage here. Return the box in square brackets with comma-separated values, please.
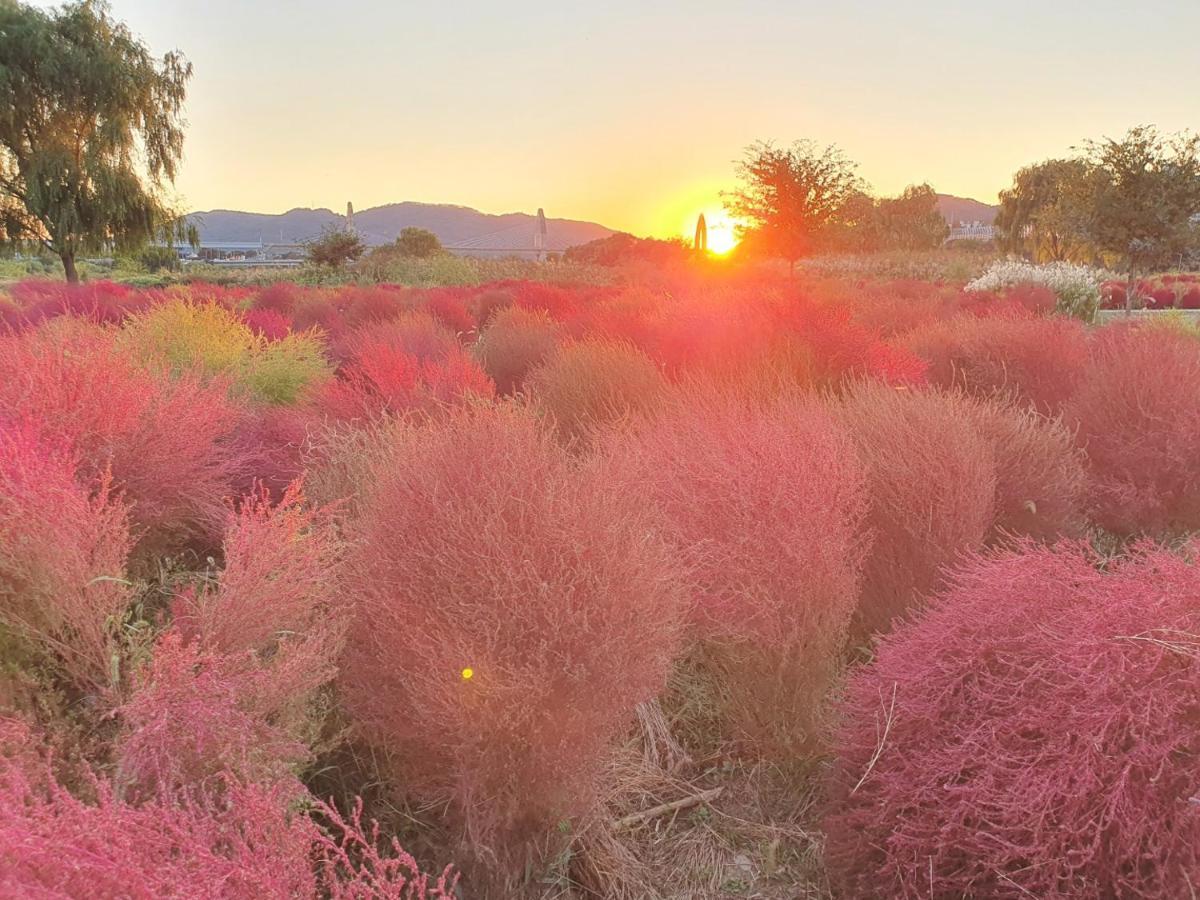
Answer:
[959, 396, 1087, 543]
[725, 140, 864, 268]
[525, 339, 667, 446]
[393, 227, 443, 259]
[0, 1, 193, 282]
[563, 232, 692, 266]
[832, 383, 996, 641]
[825, 541, 1200, 899]
[965, 259, 1109, 320]
[903, 311, 1090, 414]
[0, 718, 457, 898]
[603, 386, 869, 758]
[1066, 321, 1200, 536]
[308, 227, 366, 269]
[0, 421, 132, 695]
[0, 319, 242, 553]
[837, 184, 949, 252]
[471, 306, 561, 394]
[339, 406, 686, 888]
[1082, 126, 1200, 274]
[995, 158, 1094, 262]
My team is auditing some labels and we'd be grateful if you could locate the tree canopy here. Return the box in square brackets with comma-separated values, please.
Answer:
[0, 0, 193, 281]
[996, 127, 1200, 272]
[307, 226, 366, 269]
[725, 140, 864, 270]
[393, 226, 443, 258]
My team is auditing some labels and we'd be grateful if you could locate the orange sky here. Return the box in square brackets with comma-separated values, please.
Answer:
[39, 0, 1200, 240]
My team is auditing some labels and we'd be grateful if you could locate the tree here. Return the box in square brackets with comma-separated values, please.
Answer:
[872, 184, 949, 251]
[1081, 126, 1200, 274]
[306, 226, 365, 268]
[995, 159, 1094, 262]
[393, 226, 443, 258]
[725, 140, 863, 273]
[0, 1, 193, 282]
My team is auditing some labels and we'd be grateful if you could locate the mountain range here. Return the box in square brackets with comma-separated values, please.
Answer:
[185, 202, 615, 255]
[186, 194, 999, 252]
[935, 194, 999, 226]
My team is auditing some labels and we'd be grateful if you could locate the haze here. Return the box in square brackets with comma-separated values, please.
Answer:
[34, 0, 1200, 239]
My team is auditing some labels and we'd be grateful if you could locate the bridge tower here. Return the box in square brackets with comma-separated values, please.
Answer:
[534, 208, 548, 261]
[345, 202, 355, 233]
[694, 213, 708, 254]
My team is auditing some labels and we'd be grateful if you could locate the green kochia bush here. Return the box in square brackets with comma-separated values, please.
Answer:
[338, 405, 687, 893]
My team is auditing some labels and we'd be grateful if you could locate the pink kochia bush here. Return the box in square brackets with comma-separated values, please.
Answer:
[339, 406, 686, 884]
[603, 386, 869, 756]
[903, 312, 1090, 415]
[961, 396, 1087, 543]
[833, 383, 996, 640]
[0, 420, 133, 695]
[0, 319, 242, 553]
[1067, 322, 1200, 536]
[120, 484, 346, 795]
[0, 719, 457, 899]
[824, 542, 1200, 899]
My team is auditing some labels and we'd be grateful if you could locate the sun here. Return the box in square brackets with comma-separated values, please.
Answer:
[684, 208, 739, 255]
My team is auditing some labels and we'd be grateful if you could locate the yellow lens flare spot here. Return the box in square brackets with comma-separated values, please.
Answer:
[461, 667, 474, 681]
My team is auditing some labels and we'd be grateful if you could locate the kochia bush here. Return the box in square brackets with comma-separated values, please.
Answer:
[825, 542, 1200, 899]
[0, 421, 132, 695]
[833, 383, 996, 640]
[1067, 322, 1200, 536]
[339, 406, 686, 886]
[603, 385, 869, 757]
[471, 306, 561, 395]
[904, 313, 1090, 415]
[525, 339, 667, 446]
[0, 320, 242, 553]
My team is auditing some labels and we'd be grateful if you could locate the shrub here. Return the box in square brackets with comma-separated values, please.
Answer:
[525, 339, 667, 445]
[0, 320, 243, 553]
[904, 313, 1090, 415]
[243, 307, 292, 341]
[960, 396, 1087, 542]
[115, 632, 310, 799]
[471, 306, 561, 395]
[966, 261, 1109, 320]
[833, 383, 996, 640]
[170, 484, 344, 736]
[123, 298, 258, 377]
[1, 719, 458, 898]
[333, 313, 459, 366]
[318, 342, 494, 423]
[1066, 322, 1200, 535]
[603, 386, 869, 757]
[0, 421, 133, 695]
[824, 542, 1200, 899]
[240, 331, 333, 406]
[339, 406, 686, 886]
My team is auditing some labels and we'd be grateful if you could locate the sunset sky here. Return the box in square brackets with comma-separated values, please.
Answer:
[40, 0, 1200, 240]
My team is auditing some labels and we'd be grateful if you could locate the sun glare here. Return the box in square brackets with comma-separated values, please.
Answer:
[686, 208, 739, 255]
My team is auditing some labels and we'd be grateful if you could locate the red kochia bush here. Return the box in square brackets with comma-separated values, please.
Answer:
[604, 386, 869, 756]
[824, 542, 1200, 899]
[833, 383, 996, 640]
[0, 319, 242, 553]
[1, 719, 457, 899]
[339, 406, 686, 885]
[0, 421, 133, 695]
[904, 313, 1090, 415]
[1067, 322, 1200, 536]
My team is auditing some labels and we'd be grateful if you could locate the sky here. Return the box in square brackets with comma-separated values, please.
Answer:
[35, 0, 1200, 239]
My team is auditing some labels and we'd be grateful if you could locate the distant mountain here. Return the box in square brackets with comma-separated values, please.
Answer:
[936, 194, 999, 227]
[185, 202, 615, 257]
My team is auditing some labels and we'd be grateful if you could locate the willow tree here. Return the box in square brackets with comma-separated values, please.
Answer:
[0, 1, 192, 281]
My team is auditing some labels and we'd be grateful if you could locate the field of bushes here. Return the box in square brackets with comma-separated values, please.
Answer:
[3, 267, 1200, 898]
